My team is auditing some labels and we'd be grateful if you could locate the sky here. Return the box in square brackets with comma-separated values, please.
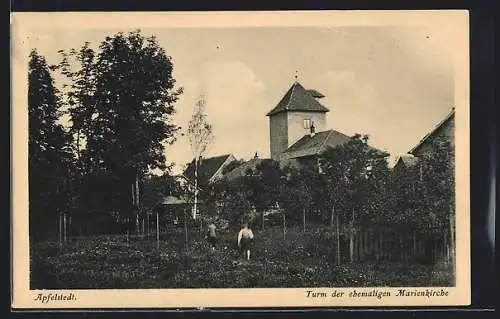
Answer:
[22, 23, 456, 174]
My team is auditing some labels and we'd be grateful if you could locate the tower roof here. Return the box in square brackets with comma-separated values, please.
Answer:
[266, 81, 330, 116]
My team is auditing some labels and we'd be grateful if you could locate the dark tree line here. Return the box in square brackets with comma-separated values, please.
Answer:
[202, 134, 454, 265]
[28, 30, 183, 240]
[28, 29, 454, 264]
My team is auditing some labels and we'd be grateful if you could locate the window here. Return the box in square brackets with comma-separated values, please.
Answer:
[303, 119, 311, 129]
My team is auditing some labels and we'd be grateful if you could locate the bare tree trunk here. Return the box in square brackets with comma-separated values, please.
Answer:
[282, 211, 286, 240]
[69, 216, 72, 242]
[75, 130, 81, 168]
[156, 212, 159, 249]
[413, 229, 418, 260]
[336, 209, 340, 265]
[193, 158, 198, 220]
[302, 207, 306, 233]
[399, 231, 404, 262]
[449, 202, 456, 284]
[184, 216, 188, 245]
[360, 223, 365, 260]
[59, 211, 62, 247]
[63, 212, 67, 242]
[147, 213, 150, 239]
[142, 217, 145, 237]
[330, 203, 334, 227]
[262, 211, 265, 231]
[349, 207, 355, 263]
[135, 174, 140, 235]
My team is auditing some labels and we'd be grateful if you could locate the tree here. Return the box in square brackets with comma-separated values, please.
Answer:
[28, 49, 74, 241]
[244, 160, 283, 230]
[318, 134, 390, 263]
[279, 164, 317, 232]
[186, 94, 215, 220]
[417, 137, 455, 267]
[56, 30, 183, 234]
[388, 136, 454, 266]
[213, 176, 253, 227]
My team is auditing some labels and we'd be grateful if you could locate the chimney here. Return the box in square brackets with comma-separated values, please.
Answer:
[254, 152, 259, 159]
[198, 155, 203, 165]
[310, 122, 316, 137]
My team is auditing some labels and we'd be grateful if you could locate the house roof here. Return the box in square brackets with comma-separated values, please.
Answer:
[160, 196, 188, 205]
[283, 130, 351, 158]
[283, 129, 389, 159]
[266, 81, 330, 116]
[223, 158, 272, 181]
[183, 154, 233, 183]
[409, 108, 455, 155]
[397, 155, 419, 168]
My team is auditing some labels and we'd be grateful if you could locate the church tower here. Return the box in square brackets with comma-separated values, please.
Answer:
[266, 81, 330, 160]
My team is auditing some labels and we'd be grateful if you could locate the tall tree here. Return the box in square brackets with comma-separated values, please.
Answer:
[418, 137, 455, 267]
[318, 134, 390, 263]
[28, 49, 74, 241]
[279, 164, 317, 232]
[57, 30, 183, 233]
[245, 160, 283, 230]
[186, 94, 215, 220]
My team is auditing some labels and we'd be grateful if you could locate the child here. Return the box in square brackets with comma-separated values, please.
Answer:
[207, 222, 217, 251]
[237, 223, 254, 260]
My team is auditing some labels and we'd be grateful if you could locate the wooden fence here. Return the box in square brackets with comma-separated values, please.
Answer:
[335, 220, 453, 265]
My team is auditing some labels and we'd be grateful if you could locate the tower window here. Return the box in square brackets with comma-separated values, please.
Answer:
[303, 119, 311, 129]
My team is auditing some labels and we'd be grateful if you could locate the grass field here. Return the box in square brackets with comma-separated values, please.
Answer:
[30, 226, 453, 289]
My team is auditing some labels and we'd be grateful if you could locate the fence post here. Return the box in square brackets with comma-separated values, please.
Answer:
[156, 212, 160, 250]
[58, 211, 62, 247]
[63, 212, 67, 242]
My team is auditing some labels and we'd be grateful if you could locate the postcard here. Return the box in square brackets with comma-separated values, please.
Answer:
[11, 10, 470, 309]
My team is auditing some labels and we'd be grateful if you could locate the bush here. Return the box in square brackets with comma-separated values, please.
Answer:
[30, 225, 454, 289]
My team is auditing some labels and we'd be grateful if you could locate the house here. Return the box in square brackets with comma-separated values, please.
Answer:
[223, 154, 272, 181]
[394, 107, 455, 178]
[408, 108, 455, 158]
[183, 154, 236, 186]
[393, 155, 419, 175]
[266, 80, 388, 168]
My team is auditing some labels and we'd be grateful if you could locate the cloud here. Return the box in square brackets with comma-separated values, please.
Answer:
[321, 69, 379, 112]
[166, 59, 267, 172]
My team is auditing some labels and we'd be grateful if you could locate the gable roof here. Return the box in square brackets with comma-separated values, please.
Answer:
[397, 155, 419, 168]
[223, 158, 272, 181]
[283, 129, 389, 159]
[266, 81, 330, 116]
[409, 108, 455, 155]
[283, 130, 351, 158]
[183, 154, 234, 183]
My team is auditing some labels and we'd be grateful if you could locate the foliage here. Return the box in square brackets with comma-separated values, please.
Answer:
[186, 94, 215, 162]
[54, 30, 183, 228]
[388, 136, 454, 232]
[30, 229, 454, 289]
[28, 49, 74, 241]
[221, 158, 245, 175]
[141, 173, 183, 212]
[318, 134, 391, 227]
[186, 94, 215, 219]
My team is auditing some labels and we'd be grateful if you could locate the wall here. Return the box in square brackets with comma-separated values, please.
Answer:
[287, 111, 327, 148]
[413, 115, 455, 158]
[269, 112, 288, 160]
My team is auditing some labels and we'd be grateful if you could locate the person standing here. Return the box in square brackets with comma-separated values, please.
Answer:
[237, 223, 254, 260]
[207, 222, 217, 251]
